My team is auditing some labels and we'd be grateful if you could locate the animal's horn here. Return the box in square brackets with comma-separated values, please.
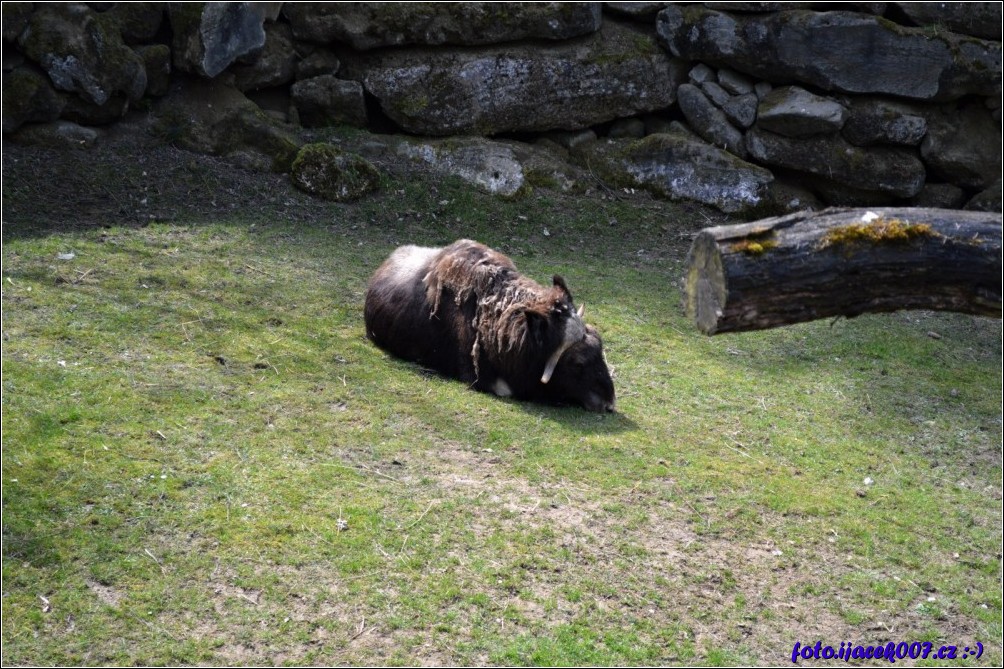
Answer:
[540, 340, 573, 384]
[541, 312, 588, 384]
[576, 303, 584, 318]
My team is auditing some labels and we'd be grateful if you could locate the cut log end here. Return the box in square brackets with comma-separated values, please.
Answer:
[685, 231, 728, 335]
[683, 207, 1003, 336]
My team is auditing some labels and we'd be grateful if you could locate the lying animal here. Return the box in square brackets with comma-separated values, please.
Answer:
[364, 239, 615, 412]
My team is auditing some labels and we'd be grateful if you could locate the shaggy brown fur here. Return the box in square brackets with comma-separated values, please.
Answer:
[424, 240, 585, 383]
[364, 239, 615, 412]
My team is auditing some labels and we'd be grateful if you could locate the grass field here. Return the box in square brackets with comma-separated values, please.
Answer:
[2, 143, 1001, 665]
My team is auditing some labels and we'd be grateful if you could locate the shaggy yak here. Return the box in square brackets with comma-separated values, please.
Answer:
[364, 239, 616, 412]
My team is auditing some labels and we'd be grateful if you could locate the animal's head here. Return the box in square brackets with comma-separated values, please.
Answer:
[526, 276, 615, 413]
[541, 324, 616, 413]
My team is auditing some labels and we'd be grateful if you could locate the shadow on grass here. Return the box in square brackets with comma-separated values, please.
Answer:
[502, 396, 640, 434]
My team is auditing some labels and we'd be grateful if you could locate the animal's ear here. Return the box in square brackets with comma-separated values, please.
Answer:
[552, 275, 572, 300]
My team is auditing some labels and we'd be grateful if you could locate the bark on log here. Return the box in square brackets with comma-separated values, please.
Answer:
[684, 207, 1002, 335]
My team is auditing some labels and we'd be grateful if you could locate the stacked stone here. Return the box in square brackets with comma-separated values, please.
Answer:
[3, 2, 1001, 215]
[654, 4, 1001, 213]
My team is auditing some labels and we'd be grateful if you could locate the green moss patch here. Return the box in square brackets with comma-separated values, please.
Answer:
[820, 217, 937, 248]
[290, 143, 380, 202]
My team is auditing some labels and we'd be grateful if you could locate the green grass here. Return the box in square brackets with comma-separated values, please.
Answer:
[2, 167, 1001, 665]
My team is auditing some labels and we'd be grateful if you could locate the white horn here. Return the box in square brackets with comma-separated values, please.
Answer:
[540, 340, 573, 384]
[541, 312, 587, 384]
[576, 303, 585, 318]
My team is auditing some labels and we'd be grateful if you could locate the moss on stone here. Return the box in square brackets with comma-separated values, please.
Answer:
[290, 143, 380, 202]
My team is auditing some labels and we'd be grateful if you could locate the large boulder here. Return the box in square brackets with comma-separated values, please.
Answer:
[2, 65, 65, 133]
[396, 138, 528, 197]
[285, 2, 602, 49]
[920, 103, 1001, 191]
[18, 3, 146, 106]
[339, 20, 683, 136]
[151, 78, 300, 172]
[169, 2, 268, 78]
[656, 6, 1001, 102]
[231, 22, 297, 91]
[746, 127, 926, 198]
[572, 133, 774, 215]
[290, 75, 367, 128]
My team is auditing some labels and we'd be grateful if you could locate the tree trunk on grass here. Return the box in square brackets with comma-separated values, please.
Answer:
[684, 207, 1002, 335]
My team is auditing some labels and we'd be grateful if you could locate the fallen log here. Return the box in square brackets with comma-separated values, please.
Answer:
[684, 207, 1002, 335]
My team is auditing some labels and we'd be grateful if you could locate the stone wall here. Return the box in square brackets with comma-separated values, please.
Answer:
[3, 2, 1001, 216]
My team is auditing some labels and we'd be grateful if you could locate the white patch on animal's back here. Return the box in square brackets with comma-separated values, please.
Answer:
[384, 245, 439, 289]
[492, 378, 512, 397]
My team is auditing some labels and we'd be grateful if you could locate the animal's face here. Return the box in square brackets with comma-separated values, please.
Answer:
[543, 325, 616, 413]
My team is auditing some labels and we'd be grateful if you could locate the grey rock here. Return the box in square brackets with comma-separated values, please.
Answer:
[746, 127, 925, 197]
[894, 2, 1001, 40]
[151, 78, 300, 172]
[296, 49, 341, 80]
[677, 83, 746, 158]
[700, 81, 731, 108]
[2, 65, 65, 133]
[722, 93, 758, 129]
[907, 182, 968, 209]
[135, 44, 171, 97]
[231, 22, 296, 92]
[964, 178, 1002, 212]
[396, 137, 527, 197]
[921, 103, 1001, 190]
[291, 143, 380, 202]
[169, 2, 268, 78]
[18, 4, 146, 106]
[604, 2, 672, 21]
[572, 133, 774, 215]
[688, 62, 716, 85]
[842, 97, 927, 146]
[339, 20, 683, 136]
[757, 86, 847, 137]
[286, 2, 602, 49]
[290, 74, 368, 128]
[657, 6, 1001, 101]
[8, 119, 101, 148]
[608, 117, 646, 139]
[717, 68, 754, 95]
